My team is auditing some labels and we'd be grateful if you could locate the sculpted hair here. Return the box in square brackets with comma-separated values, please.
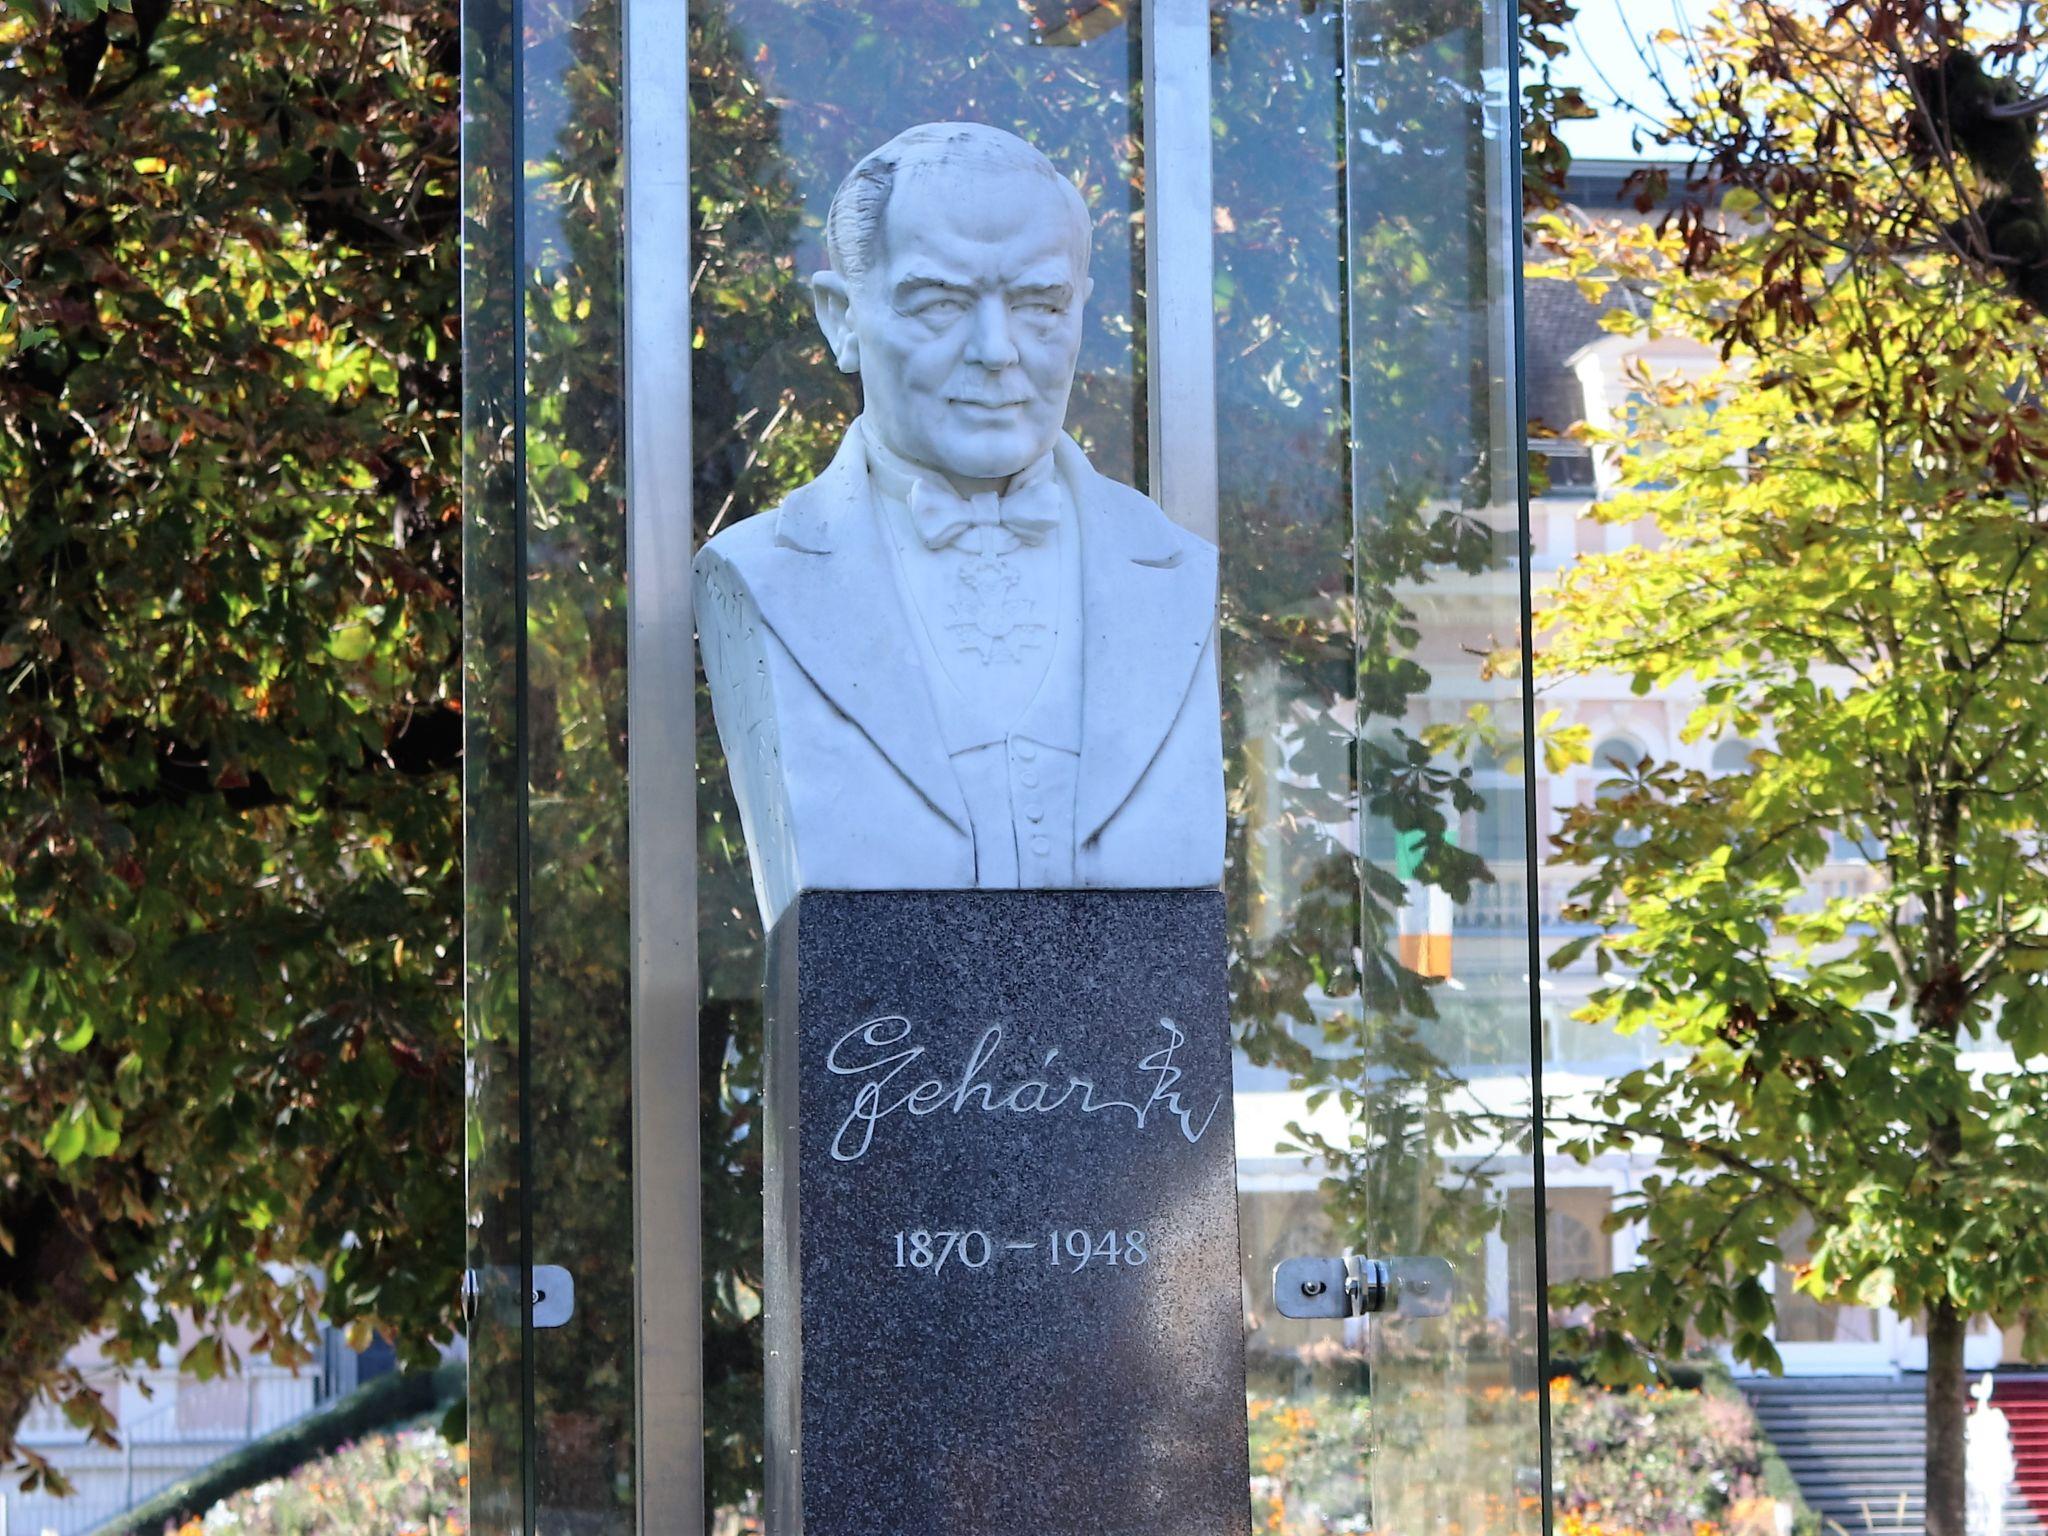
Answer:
[823, 122, 1092, 289]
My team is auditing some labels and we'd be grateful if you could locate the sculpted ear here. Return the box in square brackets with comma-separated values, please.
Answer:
[811, 272, 860, 373]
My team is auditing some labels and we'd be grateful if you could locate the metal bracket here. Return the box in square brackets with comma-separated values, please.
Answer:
[530, 1264, 574, 1327]
[1272, 1254, 1455, 1320]
[461, 1264, 576, 1329]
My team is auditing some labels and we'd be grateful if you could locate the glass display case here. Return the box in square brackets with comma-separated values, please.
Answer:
[461, 0, 1549, 1530]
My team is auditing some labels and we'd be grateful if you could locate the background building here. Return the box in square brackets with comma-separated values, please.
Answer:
[1227, 156, 2048, 1531]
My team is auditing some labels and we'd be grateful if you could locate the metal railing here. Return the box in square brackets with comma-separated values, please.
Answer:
[5, 1367, 320, 1536]
[1452, 860, 1887, 935]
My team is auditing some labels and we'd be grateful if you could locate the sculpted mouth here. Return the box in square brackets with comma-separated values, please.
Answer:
[952, 397, 1026, 410]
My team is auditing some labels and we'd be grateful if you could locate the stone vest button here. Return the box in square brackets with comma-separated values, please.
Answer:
[1029, 834, 1052, 855]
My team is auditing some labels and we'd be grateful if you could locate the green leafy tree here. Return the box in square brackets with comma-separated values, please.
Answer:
[1595, 1, 2048, 328]
[1535, 20, 2048, 1522]
[0, 0, 462, 1486]
[0, 0, 1582, 1508]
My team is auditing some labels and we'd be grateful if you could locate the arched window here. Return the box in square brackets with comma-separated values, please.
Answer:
[1710, 738, 1757, 774]
[1591, 734, 1647, 846]
[1548, 1211, 1600, 1281]
[1591, 735, 1644, 778]
[1469, 742, 1526, 863]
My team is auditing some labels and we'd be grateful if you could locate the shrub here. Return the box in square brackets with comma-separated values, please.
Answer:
[1549, 1376, 1782, 1536]
[168, 1429, 465, 1536]
[1248, 1379, 1789, 1536]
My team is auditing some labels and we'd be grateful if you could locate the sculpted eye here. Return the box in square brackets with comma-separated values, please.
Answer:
[914, 295, 967, 319]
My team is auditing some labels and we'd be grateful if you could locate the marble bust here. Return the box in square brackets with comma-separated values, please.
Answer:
[694, 122, 1223, 925]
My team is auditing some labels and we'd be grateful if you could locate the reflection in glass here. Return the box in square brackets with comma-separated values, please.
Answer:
[461, 0, 529, 1524]
[517, 0, 640, 1525]
[460, 0, 1546, 1528]
[687, 1, 1146, 1514]
[1219, 0, 1546, 1530]
[1211, 25, 1371, 1526]
[465, 0, 643, 1521]
[1346, 1, 1547, 1528]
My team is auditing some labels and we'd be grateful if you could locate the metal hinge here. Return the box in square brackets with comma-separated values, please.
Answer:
[1271, 1254, 1455, 1320]
[461, 1264, 576, 1329]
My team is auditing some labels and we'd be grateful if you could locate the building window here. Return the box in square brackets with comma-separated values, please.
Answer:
[1710, 738, 1757, 774]
[1774, 1212, 1880, 1344]
[1591, 734, 1648, 847]
[1509, 1187, 1614, 1336]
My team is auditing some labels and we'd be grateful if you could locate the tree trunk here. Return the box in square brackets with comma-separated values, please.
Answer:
[1926, 1297, 1969, 1536]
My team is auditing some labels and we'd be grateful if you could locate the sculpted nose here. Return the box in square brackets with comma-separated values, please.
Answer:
[963, 295, 1019, 370]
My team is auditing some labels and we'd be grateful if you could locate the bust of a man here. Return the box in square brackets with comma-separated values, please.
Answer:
[694, 122, 1223, 925]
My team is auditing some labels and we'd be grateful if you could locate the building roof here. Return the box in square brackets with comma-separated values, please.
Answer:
[1524, 273, 1616, 435]
[1523, 158, 1686, 435]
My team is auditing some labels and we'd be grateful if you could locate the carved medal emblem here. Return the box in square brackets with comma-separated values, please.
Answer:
[947, 551, 1049, 666]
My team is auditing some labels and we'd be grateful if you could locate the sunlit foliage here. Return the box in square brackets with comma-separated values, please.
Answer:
[1536, 12, 2048, 1531]
[0, 0, 461, 1487]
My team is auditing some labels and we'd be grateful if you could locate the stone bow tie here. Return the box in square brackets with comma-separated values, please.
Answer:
[906, 469, 1061, 550]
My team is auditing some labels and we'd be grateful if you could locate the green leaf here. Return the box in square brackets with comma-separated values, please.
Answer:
[84, 1105, 120, 1158]
[44, 1110, 87, 1167]
[327, 623, 376, 661]
[181, 1336, 222, 1381]
[1732, 1275, 1772, 1329]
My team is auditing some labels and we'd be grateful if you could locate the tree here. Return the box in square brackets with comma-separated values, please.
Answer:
[0, 0, 1581, 1507]
[0, 0, 461, 1487]
[1589, 1, 2048, 329]
[1534, 22, 2048, 1524]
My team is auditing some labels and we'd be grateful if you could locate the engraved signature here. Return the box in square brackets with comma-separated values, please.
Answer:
[825, 1014, 1223, 1163]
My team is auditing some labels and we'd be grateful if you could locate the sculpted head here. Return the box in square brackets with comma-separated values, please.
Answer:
[812, 123, 1094, 490]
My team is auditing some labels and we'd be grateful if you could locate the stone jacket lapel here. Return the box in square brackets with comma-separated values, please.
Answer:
[1054, 436, 1219, 846]
[738, 429, 973, 836]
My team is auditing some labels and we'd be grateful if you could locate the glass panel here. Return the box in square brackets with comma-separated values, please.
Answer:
[461, 0, 530, 1525]
[1218, 0, 1546, 1529]
[470, 4, 1541, 1532]
[464, 0, 638, 1528]
[1345, 0, 1546, 1524]
[686, 2, 1148, 1520]
[1211, 19, 1369, 1529]
[519, 0, 638, 1527]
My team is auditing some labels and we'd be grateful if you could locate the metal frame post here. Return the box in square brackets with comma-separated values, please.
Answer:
[1141, 0, 1220, 542]
[623, 1, 704, 1529]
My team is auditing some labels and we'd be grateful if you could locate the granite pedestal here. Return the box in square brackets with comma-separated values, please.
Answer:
[763, 889, 1249, 1536]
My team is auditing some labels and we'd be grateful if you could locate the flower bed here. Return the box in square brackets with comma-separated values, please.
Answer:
[1548, 1376, 1785, 1536]
[170, 1384, 1791, 1536]
[168, 1429, 465, 1535]
[1248, 1378, 1793, 1536]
